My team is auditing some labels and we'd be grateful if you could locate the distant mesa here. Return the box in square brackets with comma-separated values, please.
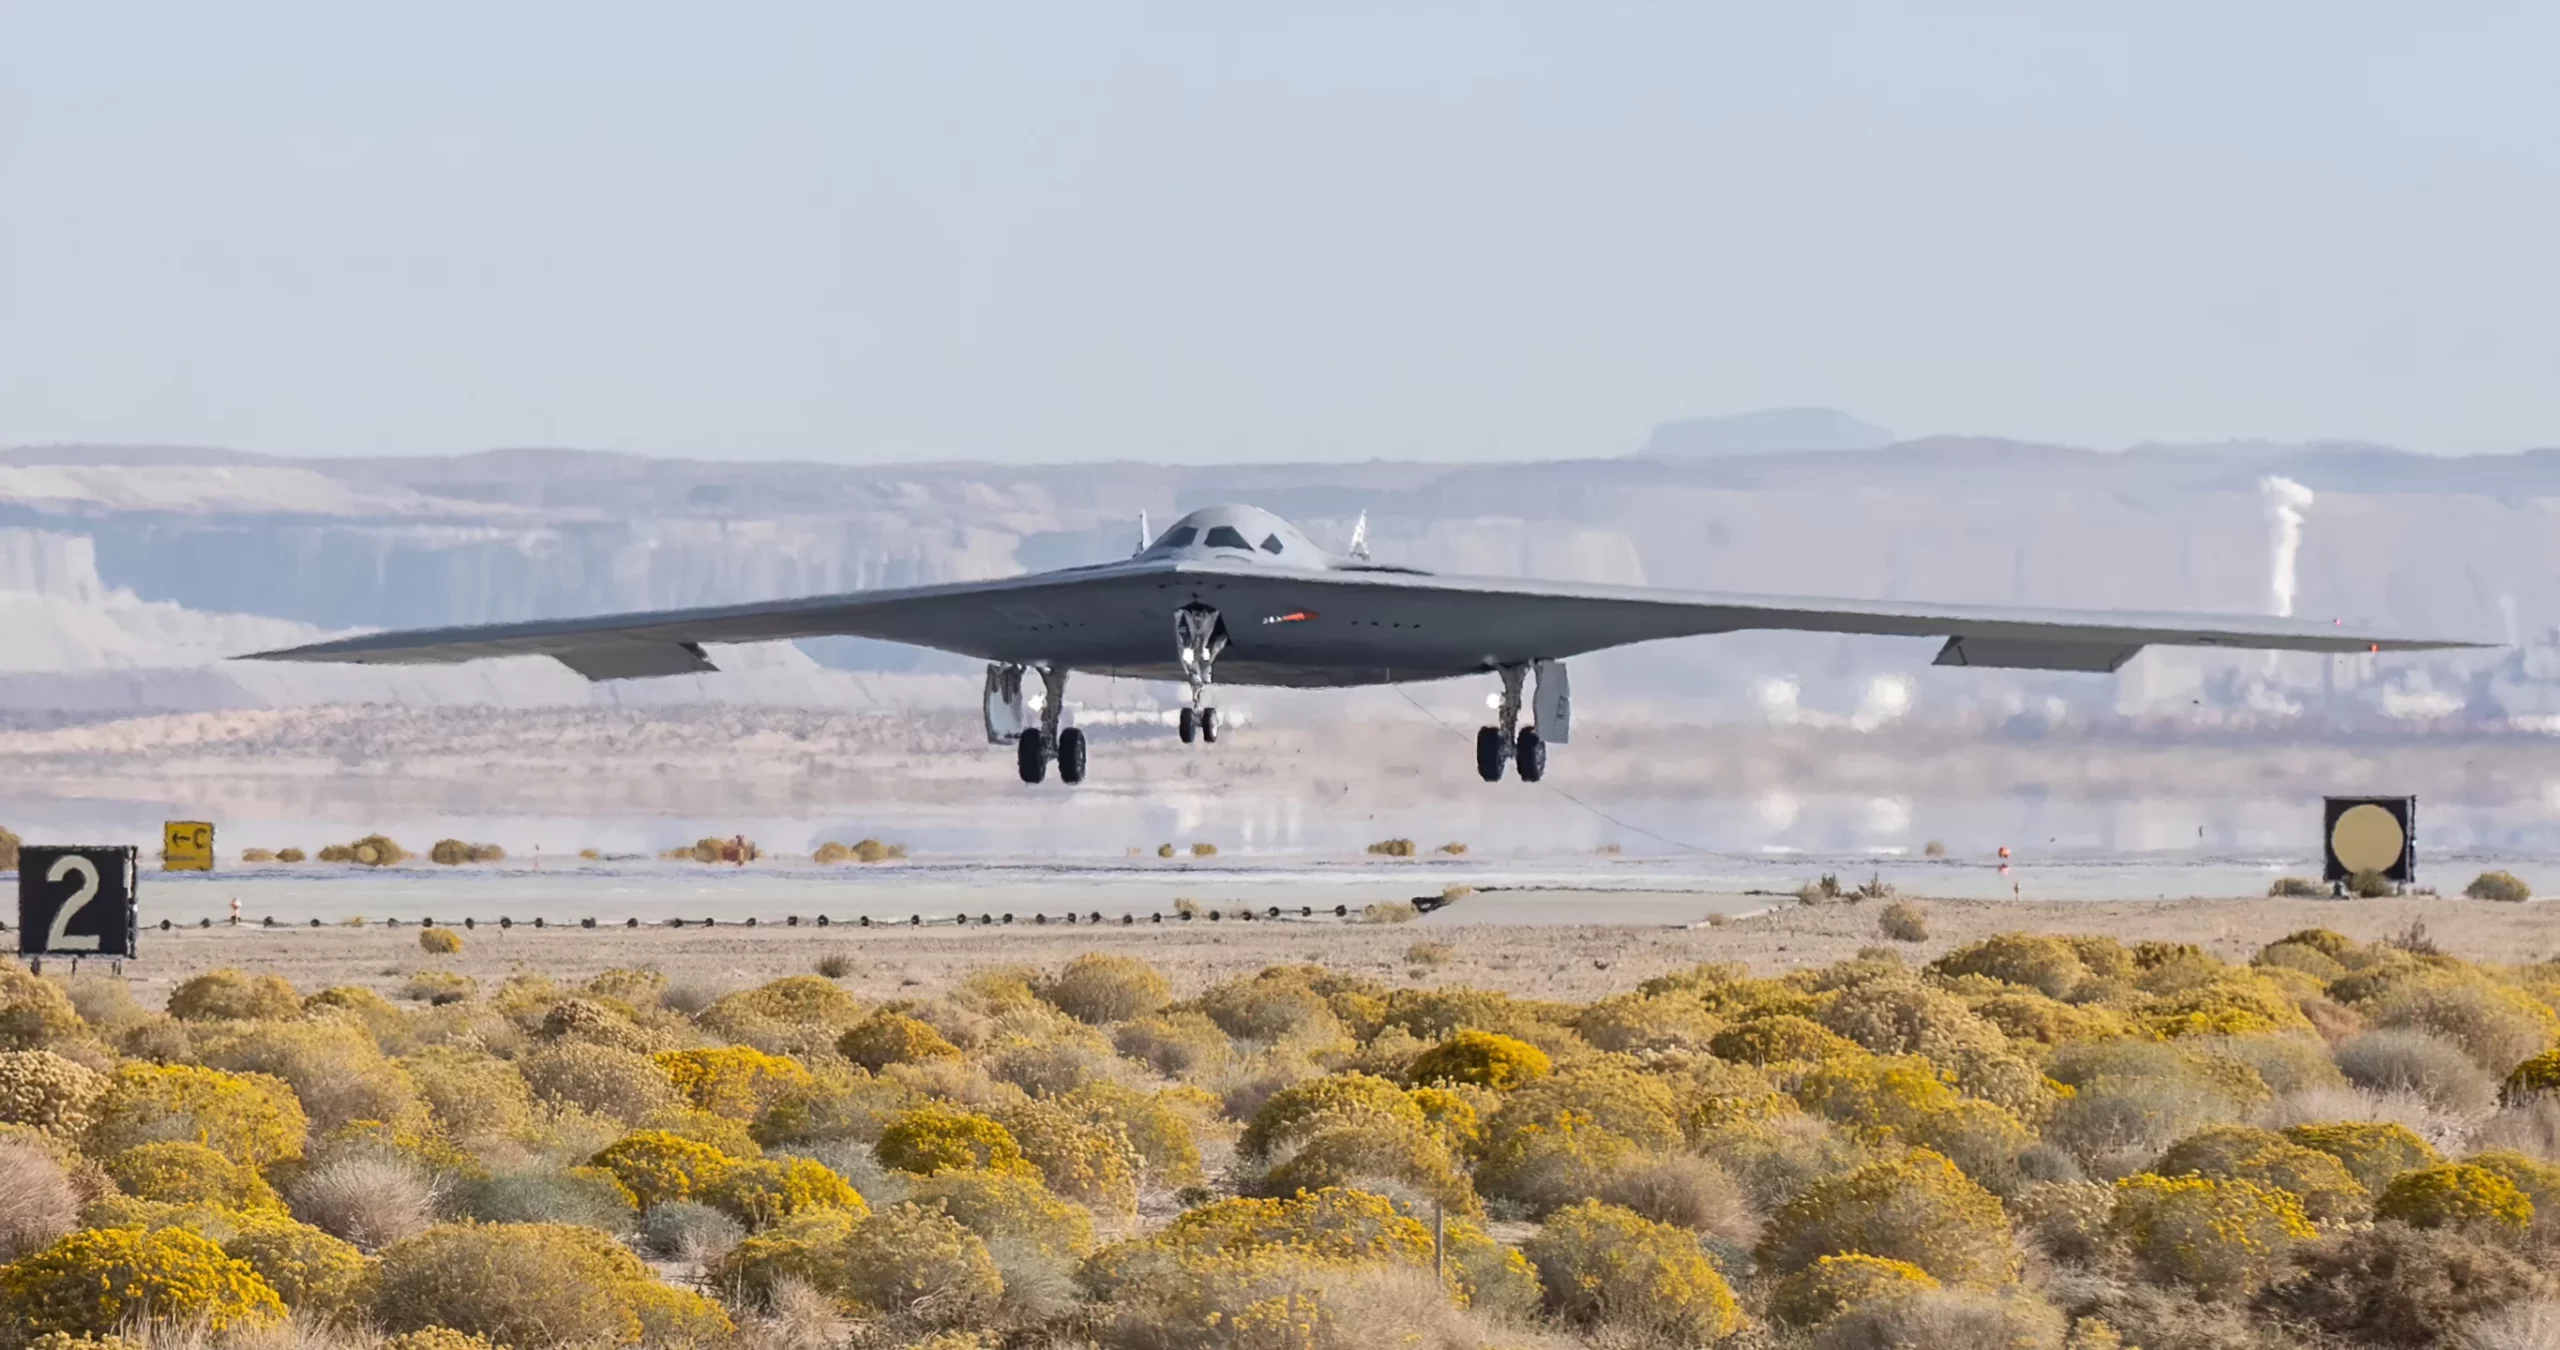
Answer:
[1636, 407, 1894, 458]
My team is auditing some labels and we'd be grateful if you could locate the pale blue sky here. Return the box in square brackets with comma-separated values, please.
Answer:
[2, 4, 2554, 462]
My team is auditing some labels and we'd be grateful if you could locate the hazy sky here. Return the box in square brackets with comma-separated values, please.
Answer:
[3, 4, 2555, 463]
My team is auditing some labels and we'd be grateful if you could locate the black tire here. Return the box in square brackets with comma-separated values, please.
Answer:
[1057, 727, 1088, 784]
[1202, 706, 1220, 743]
[1017, 729, 1048, 784]
[1475, 726, 1507, 782]
[1515, 728, 1546, 783]
[1178, 706, 1198, 744]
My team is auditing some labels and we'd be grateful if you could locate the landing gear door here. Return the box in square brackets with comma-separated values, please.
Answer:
[1533, 660, 1570, 744]
[984, 664, 1030, 744]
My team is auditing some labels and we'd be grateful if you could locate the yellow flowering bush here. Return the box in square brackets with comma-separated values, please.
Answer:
[1473, 1060, 1686, 1213]
[518, 1042, 680, 1123]
[2142, 975, 2315, 1039]
[1710, 1013, 1863, 1065]
[589, 1130, 739, 1208]
[1758, 1149, 2021, 1285]
[1405, 1029, 1552, 1090]
[2372, 1163, 2534, 1233]
[2280, 1121, 2441, 1193]
[218, 1210, 371, 1315]
[705, 1207, 863, 1309]
[1573, 990, 1725, 1054]
[876, 1103, 1033, 1177]
[906, 1165, 1096, 1257]
[830, 1202, 1005, 1323]
[2153, 1124, 2371, 1222]
[0, 965, 85, 1050]
[2466, 1148, 2560, 1216]
[86, 1062, 308, 1167]
[1064, 1080, 1205, 1186]
[2499, 1047, 2560, 1103]
[1241, 1072, 1426, 1159]
[1769, 1252, 1942, 1328]
[2109, 1173, 2315, 1297]
[996, 1097, 1139, 1213]
[0, 1049, 108, 1137]
[1039, 953, 1172, 1024]
[104, 1140, 283, 1211]
[0, 1226, 285, 1344]
[700, 1155, 864, 1228]
[166, 969, 302, 1022]
[1930, 933, 2093, 999]
[837, 1012, 964, 1072]
[700, 975, 864, 1030]
[652, 1046, 813, 1120]
[1524, 1199, 1741, 1342]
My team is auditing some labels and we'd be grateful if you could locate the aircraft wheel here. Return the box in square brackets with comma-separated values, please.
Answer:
[1017, 730, 1048, 784]
[1201, 707, 1220, 743]
[1178, 707, 1198, 744]
[1475, 727, 1507, 782]
[1516, 728, 1546, 783]
[1057, 727, 1088, 784]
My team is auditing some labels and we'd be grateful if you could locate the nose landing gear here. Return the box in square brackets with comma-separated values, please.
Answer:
[1175, 604, 1228, 747]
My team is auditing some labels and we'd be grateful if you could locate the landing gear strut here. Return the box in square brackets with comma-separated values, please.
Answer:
[1477, 661, 1560, 783]
[1175, 603, 1227, 746]
[1009, 664, 1085, 786]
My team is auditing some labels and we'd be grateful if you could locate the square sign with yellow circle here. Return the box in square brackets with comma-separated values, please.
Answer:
[2322, 796, 2413, 885]
[162, 821, 214, 872]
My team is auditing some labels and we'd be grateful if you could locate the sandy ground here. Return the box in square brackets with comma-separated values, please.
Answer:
[54, 893, 2560, 1009]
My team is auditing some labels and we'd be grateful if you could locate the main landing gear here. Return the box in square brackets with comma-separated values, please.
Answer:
[1477, 661, 1564, 783]
[1175, 603, 1227, 747]
[991, 663, 1086, 786]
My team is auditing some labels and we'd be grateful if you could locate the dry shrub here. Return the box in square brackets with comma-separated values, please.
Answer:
[0, 823, 16, 871]
[1190, 842, 1217, 858]
[241, 847, 276, 863]
[1067, 1080, 1205, 1187]
[215, 1210, 372, 1318]
[2340, 1029, 2500, 1112]
[1813, 1286, 2068, 1350]
[287, 1151, 439, 1249]
[2257, 1223, 2560, 1348]
[275, 847, 306, 863]
[168, 969, 303, 1022]
[1758, 1148, 2020, 1285]
[2461, 1300, 2560, 1350]
[372, 1221, 685, 1346]
[1878, 901, 1929, 943]
[2011, 1180, 2115, 1264]
[2371, 978, 2560, 1076]
[636, 1198, 745, 1264]
[1361, 901, 1419, 924]
[1592, 1152, 1758, 1244]
[417, 927, 462, 955]
[1197, 973, 1342, 1044]
[1575, 990, 1724, 1054]
[194, 1019, 427, 1136]
[399, 970, 475, 1004]
[1525, 1199, 1741, 1342]
[401, 1047, 533, 1143]
[1930, 933, 2091, 999]
[0, 1135, 78, 1259]
[834, 1013, 958, 1073]
[997, 1097, 1139, 1213]
[0, 1225, 286, 1342]
[2468, 871, 2535, 903]
[2269, 875, 2328, 898]
[1040, 954, 1172, 1025]
[446, 1166, 638, 1230]
[1113, 1011, 1233, 1080]
[703, 975, 864, 1031]
[1710, 1013, 1860, 1065]
[519, 1042, 681, 1123]
[1367, 838, 1417, 857]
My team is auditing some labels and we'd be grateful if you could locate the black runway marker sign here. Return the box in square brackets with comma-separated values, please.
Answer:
[17, 845, 139, 958]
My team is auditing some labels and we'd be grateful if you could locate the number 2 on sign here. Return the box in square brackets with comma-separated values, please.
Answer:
[45, 855, 101, 952]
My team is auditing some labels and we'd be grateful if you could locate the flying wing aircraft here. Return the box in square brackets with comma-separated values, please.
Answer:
[243, 503, 2482, 785]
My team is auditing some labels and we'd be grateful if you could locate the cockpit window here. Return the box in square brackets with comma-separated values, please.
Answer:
[1261, 534, 1285, 554]
[1203, 526, 1252, 550]
[1157, 526, 1197, 548]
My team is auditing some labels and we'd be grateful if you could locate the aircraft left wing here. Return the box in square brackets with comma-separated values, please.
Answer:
[238, 563, 1163, 679]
